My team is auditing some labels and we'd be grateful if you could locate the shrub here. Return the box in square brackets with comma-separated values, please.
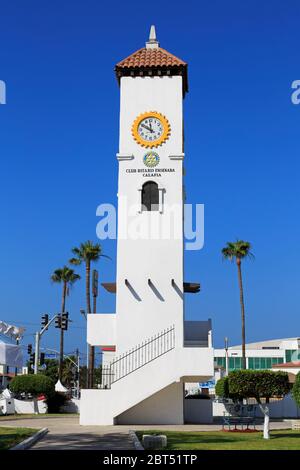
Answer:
[228, 370, 290, 401]
[10, 374, 55, 399]
[215, 377, 229, 398]
[292, 371, 300, 408]
[46, 392, 69, 413]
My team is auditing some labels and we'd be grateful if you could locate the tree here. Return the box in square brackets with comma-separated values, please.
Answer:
[42, 359, 59, 383]
[51, 266, 80, 382]
[41, 357, 78, 390]
[70, 241, 109, 388]
[216, 370, 290, 439]
[10, 374, 55, 414]
[61, 356, 77, 388]
[215, 377, 229, 399]
[79, 364, 103, 389]
[292, 371, 300, 408]
[222, 240, 254, 369]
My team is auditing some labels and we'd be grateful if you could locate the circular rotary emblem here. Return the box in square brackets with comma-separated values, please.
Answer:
[143, 152, 160, 168]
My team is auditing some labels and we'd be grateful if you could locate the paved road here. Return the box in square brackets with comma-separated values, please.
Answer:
[0, 416, 134, 450]
[0, 416, 292, 450]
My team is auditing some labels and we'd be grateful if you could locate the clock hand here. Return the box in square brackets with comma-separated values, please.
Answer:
[141, 123, 154, 133]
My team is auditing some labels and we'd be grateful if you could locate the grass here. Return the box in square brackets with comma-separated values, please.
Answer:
[0, 413, 78, 421]
[136, 430, 300, 450]
[0, 426, 38, 450]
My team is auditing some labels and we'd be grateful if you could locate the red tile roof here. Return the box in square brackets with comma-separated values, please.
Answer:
[115, 46, 188, 94]
[116, 47, 186, 69]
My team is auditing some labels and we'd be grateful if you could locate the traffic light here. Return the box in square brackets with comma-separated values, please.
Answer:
[55, 314, 61, 328]
[61, 312, 69, 331]
[40, 352, 45, 365]
[27, 344, 32, 355]
[29, 352, 35, 364]
[41, 314, 49, 330]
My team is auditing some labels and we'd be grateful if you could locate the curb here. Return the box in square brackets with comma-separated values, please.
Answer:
[9, 427, 48, 450]
[129, 430, 144, 450]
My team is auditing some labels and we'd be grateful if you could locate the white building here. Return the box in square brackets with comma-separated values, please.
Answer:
[214, 337, 300, 375]
[80, 27, 214, 425]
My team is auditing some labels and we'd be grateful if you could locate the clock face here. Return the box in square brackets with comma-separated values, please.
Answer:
[138, 117, 163, 142]
[132, 111, 171, 148]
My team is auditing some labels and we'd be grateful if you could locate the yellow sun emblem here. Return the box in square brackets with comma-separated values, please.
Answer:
[132, 111, 171, 148]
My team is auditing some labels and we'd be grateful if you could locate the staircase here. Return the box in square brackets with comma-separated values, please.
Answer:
[100, 325, 175, 388]
[80, 324, 213, 425]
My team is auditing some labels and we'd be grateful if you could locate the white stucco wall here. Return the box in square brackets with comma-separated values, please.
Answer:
[80, 346, 214, 425]
[116, 382, 184, 425]
[87, 313, 116, 346]
[116, 75, 184, 354]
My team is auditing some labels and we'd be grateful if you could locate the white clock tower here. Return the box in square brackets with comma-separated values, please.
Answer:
[80, 27, 214, 425]
[115, 25, 187, 354]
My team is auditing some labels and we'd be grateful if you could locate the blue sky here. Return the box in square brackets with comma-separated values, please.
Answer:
[0, 0, 299, 361]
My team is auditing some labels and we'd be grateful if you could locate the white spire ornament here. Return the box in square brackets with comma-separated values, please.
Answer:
[146, 25, 159, 49]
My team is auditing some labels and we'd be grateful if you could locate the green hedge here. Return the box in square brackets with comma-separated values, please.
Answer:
[292, 371, 300, 407]
[215, 370, 290, 402]
[10, 374, 55, 398]
[46, 392, 68, 413]
[228, 370, 290, 400]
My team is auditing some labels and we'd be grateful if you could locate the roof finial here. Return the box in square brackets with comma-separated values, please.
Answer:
[146, 25, 159, 49]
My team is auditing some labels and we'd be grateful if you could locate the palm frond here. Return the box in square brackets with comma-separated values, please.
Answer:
[221, 240, 254, 261]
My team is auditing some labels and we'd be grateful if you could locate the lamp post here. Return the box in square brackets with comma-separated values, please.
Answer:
[34, 314, 58, 374]
[224, 337, 229, 376]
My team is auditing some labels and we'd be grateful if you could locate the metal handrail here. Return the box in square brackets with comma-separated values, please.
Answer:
[98, 325, 175, 389]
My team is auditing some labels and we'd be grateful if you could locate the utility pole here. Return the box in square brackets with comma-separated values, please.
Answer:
[76, 348, 80, 398]
[224, 336, 229, 376]
[34, 314, 58, 374]
[90, 269, 98, 388]
[80, 309, 88, 388]
[15, 338, 19, 377]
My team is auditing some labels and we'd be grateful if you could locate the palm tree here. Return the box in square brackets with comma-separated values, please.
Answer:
[51, 266, 80, 382]
[222, 240, 254, 369]
[69, 241, 109, 388]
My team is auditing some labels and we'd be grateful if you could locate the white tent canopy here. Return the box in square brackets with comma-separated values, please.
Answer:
[55, 380, 68, 393]
[0, 340, 23, 368]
